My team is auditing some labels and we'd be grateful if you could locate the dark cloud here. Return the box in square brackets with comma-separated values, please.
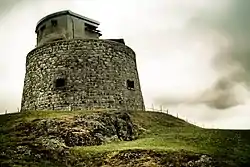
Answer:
[196, 78, 245, 110]
[201, 1, 250, 109]
[156, 1, 250, 110]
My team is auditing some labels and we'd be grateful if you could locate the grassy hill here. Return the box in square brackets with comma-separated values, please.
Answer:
[0, 110, 250, 166]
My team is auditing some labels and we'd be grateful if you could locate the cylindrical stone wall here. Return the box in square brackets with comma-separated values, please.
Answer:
[21, 39, 145, 111]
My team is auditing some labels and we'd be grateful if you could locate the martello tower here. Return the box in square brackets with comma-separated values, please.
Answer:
[21, 10, 145, 111]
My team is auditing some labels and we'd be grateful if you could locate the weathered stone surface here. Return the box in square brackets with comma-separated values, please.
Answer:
[35, 10, 101, 47]
[21, 39, 145, 112]
[0, 147, 218, 167]
[102, 150, 216, 167]
[15, 111, 141, 147]
[0, 111, 145, 166]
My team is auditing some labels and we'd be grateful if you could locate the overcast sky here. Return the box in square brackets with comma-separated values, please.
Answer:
[0, 0, 250, 129]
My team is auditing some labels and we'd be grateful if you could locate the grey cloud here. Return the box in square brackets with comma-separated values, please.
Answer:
[157, 1, 250, 110]
[155, 96, 189, 106]
[201, 1, 250, 109]
[195, 78, 244, 110]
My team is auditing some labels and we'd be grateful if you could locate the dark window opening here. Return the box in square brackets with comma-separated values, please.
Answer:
[85, 23, 100, 33]
[51, 20, 58, 27]
[119, 101, 122, 104]
[51, 38, 63, 42]
[40, 25, 46, 32]
[127, 80, 135, 90]
[55, 78, 66, 88]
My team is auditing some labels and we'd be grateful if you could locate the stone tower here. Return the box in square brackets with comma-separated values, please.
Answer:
[21, 10, 145, 111]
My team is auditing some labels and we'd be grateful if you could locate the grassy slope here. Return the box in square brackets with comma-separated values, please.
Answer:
[1, 110, 250, 166]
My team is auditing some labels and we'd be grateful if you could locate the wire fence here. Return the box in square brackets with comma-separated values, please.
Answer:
[145, 105, 211, 129]
[2, 105, 216, 129]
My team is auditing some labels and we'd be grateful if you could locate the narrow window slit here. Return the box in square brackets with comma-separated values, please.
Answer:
[127, 80, 135, 90]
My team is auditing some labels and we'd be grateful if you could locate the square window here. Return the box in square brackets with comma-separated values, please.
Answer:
[127, 80, 135, 90]
[55, 78, 65, 88]
[40, 25, 46, 32]
[51, 20, 58, 27]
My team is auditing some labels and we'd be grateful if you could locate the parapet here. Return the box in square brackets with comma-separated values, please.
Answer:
[107, 39, 125, 45]
[35, 10, 102, 47]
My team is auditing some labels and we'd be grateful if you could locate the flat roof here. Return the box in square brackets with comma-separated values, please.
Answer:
[35, 10, 100, 32]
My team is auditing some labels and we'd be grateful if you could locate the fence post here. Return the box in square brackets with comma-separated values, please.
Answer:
[152, 104, 154, 111]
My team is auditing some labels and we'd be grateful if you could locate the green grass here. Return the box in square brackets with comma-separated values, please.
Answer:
[70, 110, 250, 165]
[1, 110, 250, 166]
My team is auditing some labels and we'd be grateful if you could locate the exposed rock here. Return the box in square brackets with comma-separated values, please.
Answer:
[15, 111, 141, 147]
[83, 149, 216, 167]
[0, 110, 232, 167]
[1, 111, 144, 166]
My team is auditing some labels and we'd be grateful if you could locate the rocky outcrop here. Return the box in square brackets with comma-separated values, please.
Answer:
[0, 111, 231, 167]
[1, 111, 144, 166]
[101, 150, 216, 167]
[15, 111, 142, 147]
[1, 146, 217, 167]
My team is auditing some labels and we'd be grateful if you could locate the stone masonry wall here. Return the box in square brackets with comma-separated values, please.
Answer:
[21, 39, 145, 111]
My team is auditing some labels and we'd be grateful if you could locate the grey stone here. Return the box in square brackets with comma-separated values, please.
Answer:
[21, 39, 145, 112]
[21, 10, 145, 112]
